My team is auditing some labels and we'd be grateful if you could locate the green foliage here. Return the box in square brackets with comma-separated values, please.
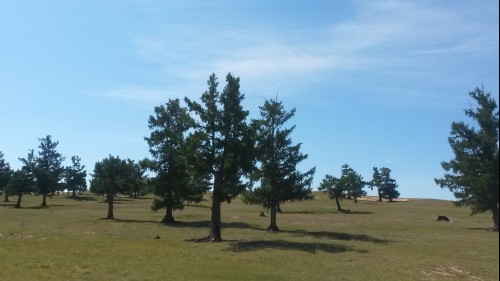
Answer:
[7, 169, 35, 207]
[34, 135, 66, 206]
[64, 156, 87, 196]
[145, 98, 210, 223]
[319, 164, 366, 210]
[90, 155, 141, 218]
[90, 155, 136, 195]
[318, 174, 342, 199]
[370, 167, 399, 202]
[0, 151, 13, 198]
[243, 98, 314, 230]
[340, 164, 366, 202]
[186, 73, 254, 202]
[435, 86, 499, 231]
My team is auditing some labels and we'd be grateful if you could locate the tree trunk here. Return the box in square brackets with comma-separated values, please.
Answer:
[3, 191, 9, 202]
[335, 196, 343, 211]
[209, 198, 222, 242]
[267, 201, 280, 232]
[492, 204, 499, 232]
[41, 194, 47, 206]
[354, 196, 358, 203]
[106, 188, 114, 219]
[276, 201, 282, 213]
[15, 193, 22, 208]
[378, 189, 383, 202]
[161, 204, 175, 224]
[72, 188, 76, 197]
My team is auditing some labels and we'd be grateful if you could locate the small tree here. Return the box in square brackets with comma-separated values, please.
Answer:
[0, 151, 13, 202]
[7, 170, 35, 208]
[146, 98, 210, 223]
[435, 86, 499, 231]
[10, 150, 38, 208]
[35, 135, 66, 206]
[370, 167, 399, 202]
[341, 164, 366, 203]
[243, 98, 314, 231]
[318, 174, 344, 211]
[90, 155, 135, 219]
[64, 156, 87, 197]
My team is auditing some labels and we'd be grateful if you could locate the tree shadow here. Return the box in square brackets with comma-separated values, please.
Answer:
[111, 218, 159, 224]
[0, 202, 16, 208]
[65, 196, 96, 201]
[164, 220, 256, 230]
[287, 230, 391, 244]
[283, 210, 374, 215]
[225, 239, 368, 254]
[21, 204, 72, 209]
[466, 227, 497, 232]
[185, 204, 211, 209]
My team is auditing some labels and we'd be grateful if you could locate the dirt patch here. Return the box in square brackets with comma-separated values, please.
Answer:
[421, 265, 484, 281]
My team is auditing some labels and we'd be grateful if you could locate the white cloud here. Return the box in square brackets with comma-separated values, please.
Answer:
[125, 0, 497, 102]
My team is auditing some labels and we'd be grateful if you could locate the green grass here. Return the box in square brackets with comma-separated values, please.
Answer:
[1, 193, 498, 281]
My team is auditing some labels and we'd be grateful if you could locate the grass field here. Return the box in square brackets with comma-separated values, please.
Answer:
[0, 193, 498, 281]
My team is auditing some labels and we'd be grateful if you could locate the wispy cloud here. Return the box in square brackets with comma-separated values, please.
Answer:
[126, 0, 497, 102]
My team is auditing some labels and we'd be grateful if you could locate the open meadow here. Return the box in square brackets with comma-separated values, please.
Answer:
[1, 193, 498, 281]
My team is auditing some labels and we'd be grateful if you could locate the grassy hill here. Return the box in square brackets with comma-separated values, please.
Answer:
[1, 193, 498, 281]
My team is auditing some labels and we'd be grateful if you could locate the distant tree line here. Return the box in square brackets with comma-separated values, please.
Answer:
[0, 136, 87, 208]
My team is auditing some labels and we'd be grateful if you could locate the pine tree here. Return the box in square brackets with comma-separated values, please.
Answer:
[146, 98, 209, 224]
[0, 151, 13, 202]
[64, 156, 87, 197]
[370, 167, 399, 202]
[243, 98, 315, 231]
[340, 164, 366, 203]
[435, 86, 499, 231]
[185, 73, 254, 241]
[35, 135, 65, 207]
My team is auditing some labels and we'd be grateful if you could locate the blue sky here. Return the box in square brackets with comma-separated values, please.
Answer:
[1, 0, 498, 200]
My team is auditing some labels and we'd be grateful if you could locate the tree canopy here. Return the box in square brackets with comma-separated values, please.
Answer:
[370, 167, 399, 202]
[64, 156, 87, 197]
[435, 86, 499, 231]
[90, 155, 138, 219]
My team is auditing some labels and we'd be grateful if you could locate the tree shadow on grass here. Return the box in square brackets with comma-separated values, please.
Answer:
[21, 204, 72, 209]
[0, 202, 16, 208]
[65, 196, 96, 201]
[466, 227, 497, 232]
[165, 220, 256, 230]
[287, 230, 391, 244]
[110, 218, 159, 224]
[283, 210, 374, 215]
[225, 239, 368, 254]
[106, 219, 256, 230]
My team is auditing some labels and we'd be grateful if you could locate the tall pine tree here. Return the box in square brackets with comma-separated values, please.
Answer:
[146, 98, 209, 224]
[435, 86, 499, 231]
[243, 98, 315, 231]
[185, 73, 254, 241]
[35, 135, 65, 207]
